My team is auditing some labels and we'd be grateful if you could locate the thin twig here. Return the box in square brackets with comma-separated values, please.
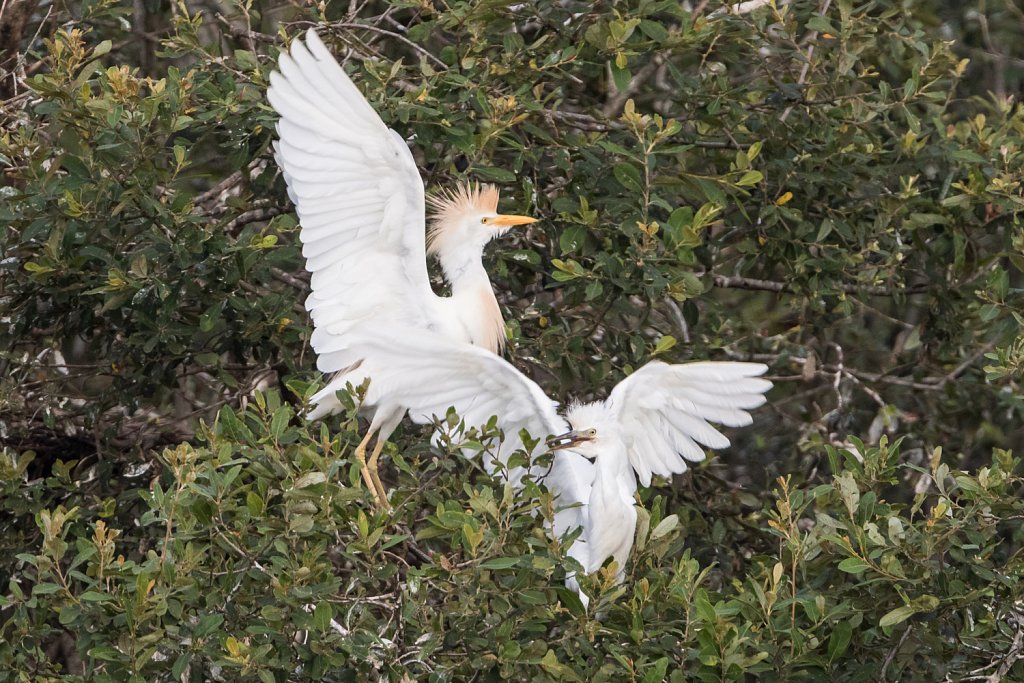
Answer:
[223, 207, 287, 236]
[986, 613, 1024, 683]
[270, 266, 309, 290]
[728, 348, 993, 392]
[780, 0, 833, 122]
[708, 0, 775, 18]
[330, 21, 446, 69]
[603, 54, 665, 117]
[712, 274, 930, 297]
[877, 626, 912, 682]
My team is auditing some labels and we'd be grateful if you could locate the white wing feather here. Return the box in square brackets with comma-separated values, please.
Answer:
[607, 361, 771, 486]
[332, 329, 595, 531]
[268, 29, 441, 373]
[348, 330, 565, 457]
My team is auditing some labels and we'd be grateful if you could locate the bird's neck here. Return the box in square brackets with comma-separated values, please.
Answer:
[592, 438, 635, 502]
[437, 247, 506, 354]
[437, 243, 487, 290]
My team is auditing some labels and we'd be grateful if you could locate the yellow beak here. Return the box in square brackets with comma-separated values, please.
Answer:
[490, 214, 538, 227]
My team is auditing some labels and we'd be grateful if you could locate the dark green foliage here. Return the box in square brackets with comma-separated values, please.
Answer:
[3, 394, 1023, 679]
[2, 0, 1024, 680]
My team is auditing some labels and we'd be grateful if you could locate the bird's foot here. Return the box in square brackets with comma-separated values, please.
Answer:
[354, 439, 385, 510]
[367, 439, 392, 512]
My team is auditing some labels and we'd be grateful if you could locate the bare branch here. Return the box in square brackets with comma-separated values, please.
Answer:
[780, 0, 833, 122]
[986, 611, 1024, 683]
[223, 207, 287, 236]
[603, 54, 665, 118]
[712, 274, 931, 297]
[877, 626, 912, 683]
[329, 20, 446, 69]
[708, 0, 775, 19]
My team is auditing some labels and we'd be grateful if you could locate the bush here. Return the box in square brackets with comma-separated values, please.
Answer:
[2, 0, 1023, 680]
[4, 394, 1024, 680]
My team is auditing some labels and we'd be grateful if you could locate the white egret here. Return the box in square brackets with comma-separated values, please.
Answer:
[267, 29, 537, 506]
[329, 328, 771, 605]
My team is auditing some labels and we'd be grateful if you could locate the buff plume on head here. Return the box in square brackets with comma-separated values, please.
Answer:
[425, 182, 501, 256]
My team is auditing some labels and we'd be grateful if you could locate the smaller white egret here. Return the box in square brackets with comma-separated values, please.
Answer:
[267, 29, 537, 506]
[329, 328, 771, 605]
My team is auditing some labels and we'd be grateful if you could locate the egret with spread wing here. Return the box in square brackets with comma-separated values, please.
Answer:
[267, 29, 536, 507]
[333, 328, 770, 605]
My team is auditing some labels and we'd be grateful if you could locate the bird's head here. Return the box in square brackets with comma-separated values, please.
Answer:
[426, 183, 536, 258]
[547, 401, 614, 459]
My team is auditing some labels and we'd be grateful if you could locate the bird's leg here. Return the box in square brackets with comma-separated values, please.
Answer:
[367, 436, 391, 511]
[354, 428, 384, 509]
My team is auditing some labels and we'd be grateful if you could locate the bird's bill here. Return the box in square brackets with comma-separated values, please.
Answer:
[490, 214, 538, 227]
[546, 430, 592, 451]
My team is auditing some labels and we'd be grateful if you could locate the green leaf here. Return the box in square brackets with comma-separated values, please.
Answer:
[652, 335, 677, 357]
[736, 169, 763, 187]
[92, 40, 113, 57]
[540, 649, 584, 682]
[59, 604, 81, 625]
[638, 20, 668, 42]
[473, 166, 517, 182]
[80, 590, 114, 602]
[479, 557, 520, 570]
[233, 49, 258, 71]
[559, 224, 586, 254]
[613, 163, 643, 193]
[289, 514, 314, 534]
[313, 601, 334, 631]
[194, 614, 224, 639]
[643, 657, 670, 683]
[695, 591, 717, 623]
[837, 557, 870, 574]
[879, 605, 917, 627]
[610, 61, 632, 92]
[828, 620, 853, 661]
[649, 514, 679, 539]
[293, 472, 326, 489]
[172, 654, 190, 680]
[806, 16, 835, 33]
[88, 646, 123, 662]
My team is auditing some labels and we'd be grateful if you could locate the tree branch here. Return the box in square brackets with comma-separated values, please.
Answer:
[780, 0, 833, 122]
[877, 626, 912, 682]
[603, 54, 665, 117]
[712, 274, 931, 297]
[982, 610, 1024, 682]
[329, 21, 446, 69]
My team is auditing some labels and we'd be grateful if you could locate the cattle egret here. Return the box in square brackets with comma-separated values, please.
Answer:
[332, 328, 771, 605]
[267, 29, 536, 507]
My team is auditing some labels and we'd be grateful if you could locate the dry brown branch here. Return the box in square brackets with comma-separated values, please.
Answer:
[545, 109, 750, 149]
[708, 0, 776, 19]
[223, 206, 287, 236]
[0, 0, 41, 98]
[603, 54, 665, 118]
[330, 21, 446, 69]
[877, 626, 912, 682]
[270, 266, 309, 290]
[731, 345, 993, 393]
[986, 614, 1024, 682]
[712, 274, 931, 297]
[780, 0, 833, 123]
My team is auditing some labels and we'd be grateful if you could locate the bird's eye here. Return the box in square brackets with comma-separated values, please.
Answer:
[481, 217, 492, 225]
[585, 429, 597, 437]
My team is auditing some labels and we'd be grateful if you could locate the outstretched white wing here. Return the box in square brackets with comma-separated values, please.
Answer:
[607, 361, 771, 487]
[341, 329, 594, 529]
[268, 28, 438, 374]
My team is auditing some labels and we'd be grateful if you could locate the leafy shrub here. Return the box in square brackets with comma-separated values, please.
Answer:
[3, 394, 1023, 679]
[2, 0, 1023, 680]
